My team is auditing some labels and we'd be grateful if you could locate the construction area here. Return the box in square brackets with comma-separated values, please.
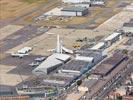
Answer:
[0, 0, 133, 100]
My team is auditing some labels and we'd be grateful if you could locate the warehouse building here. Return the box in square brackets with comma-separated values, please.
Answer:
[122, 22, 133, 36]
[92, 53, 128, 76]
[62, 0, 105, 5]
[41, 73, 76, 89]
[62, 0, 90, 4]
[59, 60, 88, 75]
[90, 0, 105, 6]
[59, 50, 105, 75]
[104, 32, 122, 46]
[32, 53, 71, 75]
[90, 42, 105, 50]
[61, 6, 88, 16]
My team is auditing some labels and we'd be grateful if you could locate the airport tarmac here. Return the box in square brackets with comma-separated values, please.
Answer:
[0, 54, 46, 86]
[0, 25, 49, 53]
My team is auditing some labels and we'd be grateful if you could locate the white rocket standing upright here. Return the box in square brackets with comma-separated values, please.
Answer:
[56, 35, 62, 53]
[47, 34, 73, 54]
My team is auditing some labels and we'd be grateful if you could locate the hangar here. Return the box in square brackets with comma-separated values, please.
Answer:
[61, 6, 88, 16]
[32, 53, 71, 75]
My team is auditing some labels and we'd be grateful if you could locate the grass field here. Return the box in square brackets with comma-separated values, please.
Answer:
[0, 0, 47, 20]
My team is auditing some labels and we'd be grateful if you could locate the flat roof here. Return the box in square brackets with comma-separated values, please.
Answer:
[123, 23, 133, 27]
[61, 6, 87, 12]
[61, 60, 88, 71]
[81, 79, 99, 89]
[76, 50, 102, 58]
[92, 53, 127, 76]
[40, 73, 77, 87]
[91, 42, 105, 50]
[104, 32, 121, 41]
[129, 18, 133, 23]
[33, 53, 70, 73]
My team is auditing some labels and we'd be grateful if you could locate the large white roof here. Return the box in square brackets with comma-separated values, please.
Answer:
[34, 53, 70, 70]
[91, 42, 105, 50]
[104, 32, 121, 41]
[75, 55, 94, 62]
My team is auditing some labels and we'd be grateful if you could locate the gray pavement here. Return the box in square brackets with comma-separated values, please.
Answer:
[0, 25, 49, 52]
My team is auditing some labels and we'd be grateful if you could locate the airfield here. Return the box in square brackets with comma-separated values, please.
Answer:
[0, 0, 133, 99]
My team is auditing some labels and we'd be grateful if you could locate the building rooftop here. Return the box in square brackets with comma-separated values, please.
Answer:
[76, 50, 102, 58]
[41, 75, 74, 87]
[104, 32, 121, 41]
[129, 18, 133, 23]
[60, 60, 88, 71]
[84, 54, 131, 99]
[90, 42, 105, 50]
[123, 23, 133, 27]
[61, 6, 88, 12]
[33, 53, 71, 74]
[92, 53, 127, 76]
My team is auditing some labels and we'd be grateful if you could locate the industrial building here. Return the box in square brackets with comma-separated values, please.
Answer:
[62, 0, 90, 4]
[32, 53, 71, 75]
[90, 42, 105, 50]
[90, 0, 105, 6]
[92, 53, 128, 76]
[62, 0, 105, 6]
[61, 6, 88, 16]
[59, 60, 88, 75]
[104, 32, 122, 46]
[41, 73, 76, 88]
[122, 19, 133, 35]
[59, 50, 105, 75]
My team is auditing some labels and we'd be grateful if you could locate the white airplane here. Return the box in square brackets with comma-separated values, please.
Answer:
[62, 46, 73, 54]
[11, 53, 29, 58]
[17, 47, 32, 54]
[47, 35, 73, 54]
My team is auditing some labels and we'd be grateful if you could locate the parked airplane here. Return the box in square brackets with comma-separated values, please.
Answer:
[17, 47, 32, 54]
[11, 53, 29, 58]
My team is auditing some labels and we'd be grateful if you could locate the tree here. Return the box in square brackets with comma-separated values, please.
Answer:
[122, 49, 128, 55]
[76, 80, 82, 86]
[116, 96, 123, 100]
